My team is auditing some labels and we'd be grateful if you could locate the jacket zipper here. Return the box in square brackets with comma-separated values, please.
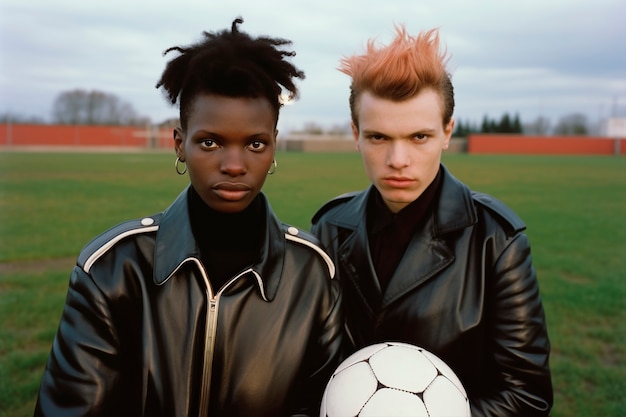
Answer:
[198, 297, 218, 416]
[197, 267, 258, 416]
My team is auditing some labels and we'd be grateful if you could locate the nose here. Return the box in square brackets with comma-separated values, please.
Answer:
[220, 148, 247, 176]
[386, 140, 410, 169]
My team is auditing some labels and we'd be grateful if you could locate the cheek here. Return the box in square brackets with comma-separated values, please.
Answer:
[186, 152, 209, 168]
[359, 149, 383, 177]
[361, 146, 384, 164]
[251, 154, 274, 173]
[185, 153, 220, 179]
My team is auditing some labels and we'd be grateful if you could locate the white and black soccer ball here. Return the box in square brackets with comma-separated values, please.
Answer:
[320, 342, 470, 417]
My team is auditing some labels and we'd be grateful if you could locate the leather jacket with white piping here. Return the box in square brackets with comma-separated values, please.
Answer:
[35, 187, 343, 417]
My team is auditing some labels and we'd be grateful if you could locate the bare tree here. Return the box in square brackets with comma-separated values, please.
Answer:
[0, 112, 46, 124]
[553, 113, 589, 135]
[51, 89, 146, 125]
[523, 116, 552, 135]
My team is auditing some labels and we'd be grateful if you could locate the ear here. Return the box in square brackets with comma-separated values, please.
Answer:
[174, 127, 185, 159]
[351, 122, 360, 151]
[443, 118, 454, 150]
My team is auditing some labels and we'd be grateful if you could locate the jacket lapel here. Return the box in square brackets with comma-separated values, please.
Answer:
[330, 188, 382, 315]
[253, 194, 285, 301]
[329, 166, 478, 312]
[382, 165, 477, 308]
[338, 220, 382, 315]
[381, 219, 453, 308]
[154, 187, 200, 286]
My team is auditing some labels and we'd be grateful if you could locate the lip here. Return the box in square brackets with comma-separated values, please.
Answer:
[382, 176, 415, 188]
[212, 182, 252, 201]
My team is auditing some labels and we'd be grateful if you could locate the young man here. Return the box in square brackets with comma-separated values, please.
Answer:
[311, 26, 553, 416]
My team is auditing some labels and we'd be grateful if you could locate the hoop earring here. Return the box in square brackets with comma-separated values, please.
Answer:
[175, 156, 187, 175]
[268, 159, 277, 175]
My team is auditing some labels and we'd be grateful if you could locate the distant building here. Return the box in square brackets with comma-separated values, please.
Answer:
[603, 118, 626, 138]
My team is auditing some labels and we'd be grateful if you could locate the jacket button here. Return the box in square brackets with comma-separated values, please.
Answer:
[141, 217, 154, 226]
[287, 226, 299, 235]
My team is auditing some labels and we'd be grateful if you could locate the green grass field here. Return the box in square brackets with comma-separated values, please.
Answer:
[0, 151, 624, 416]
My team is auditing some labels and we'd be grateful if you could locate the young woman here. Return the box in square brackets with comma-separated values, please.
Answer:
[35, 18, 343, 416]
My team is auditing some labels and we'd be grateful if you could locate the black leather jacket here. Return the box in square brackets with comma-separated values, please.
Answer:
[35, 188, 343, 417]
[311, 165, 553, 417]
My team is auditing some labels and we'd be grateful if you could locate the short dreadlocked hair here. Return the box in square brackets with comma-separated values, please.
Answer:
[339, 25, 454, 129]
[156, 17, 305, 130]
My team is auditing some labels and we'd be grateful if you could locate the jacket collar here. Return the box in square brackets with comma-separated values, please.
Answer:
[325, 164, 477, 236]
[326, 165, 478, 308]
[432, 164, 478, 235]
[154, 186, 284, 301]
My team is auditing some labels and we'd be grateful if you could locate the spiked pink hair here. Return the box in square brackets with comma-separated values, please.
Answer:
[339, 25, 454, 128]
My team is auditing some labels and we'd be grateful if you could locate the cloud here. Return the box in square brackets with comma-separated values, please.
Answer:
[1, 0, 625, 128]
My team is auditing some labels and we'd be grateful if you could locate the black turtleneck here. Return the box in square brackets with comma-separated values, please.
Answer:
[366, 168, 442, 293]
[188, 187, 265, 292]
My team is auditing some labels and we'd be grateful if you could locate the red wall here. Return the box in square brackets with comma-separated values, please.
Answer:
[468, 134, 626, 155]
[2, 125, 625, 155]
[0, 124, 174, 148]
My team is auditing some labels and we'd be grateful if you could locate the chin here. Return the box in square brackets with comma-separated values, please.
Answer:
[219, 203, 250, 213]
[382, 190, 419, 204]
[205, 199, 248, 213]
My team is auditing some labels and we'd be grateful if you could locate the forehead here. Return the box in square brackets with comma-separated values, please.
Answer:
[356, 90, 445, 132]
[186, 93, 276, 133]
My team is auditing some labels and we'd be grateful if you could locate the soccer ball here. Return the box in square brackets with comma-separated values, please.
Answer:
[320, 342, 470, 417]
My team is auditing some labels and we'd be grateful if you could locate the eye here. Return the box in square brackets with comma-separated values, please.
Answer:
[413, 133, 428, 141]
[247, 140, 267, 151]
[200, 139, 219, 150]
[366, 134, 386, 142]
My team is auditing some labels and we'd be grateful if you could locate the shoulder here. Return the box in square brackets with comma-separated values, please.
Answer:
[281, 224, 335, 279]
[77, 214, 162, 273]
[471, 191, 526, 234]
[311, 191, 361, 225]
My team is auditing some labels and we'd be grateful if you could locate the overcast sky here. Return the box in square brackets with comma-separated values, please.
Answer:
[1, 0, 625, 132]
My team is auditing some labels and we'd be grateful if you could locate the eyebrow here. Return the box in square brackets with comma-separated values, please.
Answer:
[361, 128, 438, 138]
[408, 128, 438, 136]
[361, 129, 385, 136]
[191, 130, 272, 140]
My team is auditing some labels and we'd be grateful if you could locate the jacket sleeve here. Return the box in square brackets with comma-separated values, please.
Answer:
[34, 265, 130, 417]
[471, 232, 553, 417]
